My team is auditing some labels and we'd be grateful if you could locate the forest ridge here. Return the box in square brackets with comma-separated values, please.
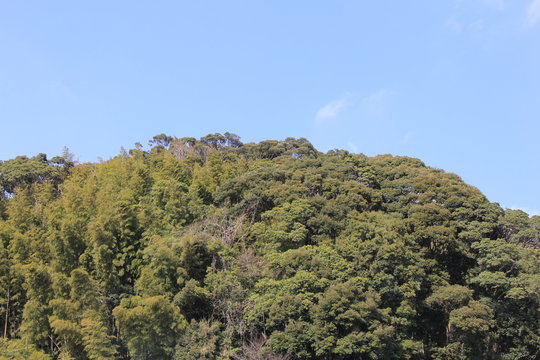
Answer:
[0, 133, 538, 360]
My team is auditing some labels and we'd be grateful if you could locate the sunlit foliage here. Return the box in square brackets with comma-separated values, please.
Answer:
[0, 134, 538, 359]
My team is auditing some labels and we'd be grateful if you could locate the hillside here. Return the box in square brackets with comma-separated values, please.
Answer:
[0, 134, 538, 360]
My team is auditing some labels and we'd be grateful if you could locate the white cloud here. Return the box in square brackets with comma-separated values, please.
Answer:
[49, 80, 77, 102]
[358, 89, 389, 118]
[453, 0, 504, 9]
[446, 17, 485, 34]
[469, 19, 484, 32]
[347, 142, 359, 153]
[446, 18, 463, 33]
[314, 89, 389, 126]
[483, 0, 504, 10]
[509, 206, 540, 217]
[400, 132, 415, 145]
[315, 97, 348, 123]
[526, 0, 540, 26]
[361, 90, 386, 104]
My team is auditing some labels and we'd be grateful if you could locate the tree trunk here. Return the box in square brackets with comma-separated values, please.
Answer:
[3, 287, 9, 338]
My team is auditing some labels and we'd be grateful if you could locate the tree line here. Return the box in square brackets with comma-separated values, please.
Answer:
[0, 134, 538, 360]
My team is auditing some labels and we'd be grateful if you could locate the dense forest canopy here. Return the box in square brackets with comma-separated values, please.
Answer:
[0, 133, 538, 360]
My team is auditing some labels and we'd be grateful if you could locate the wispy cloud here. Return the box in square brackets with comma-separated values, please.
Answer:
[361, 90, 386, 104]
[314, 89, 389, 126]
[315, 97, 348, 123]
[469, 19, 484, 32]
[359, 89, 389, 118]
[446, 0, 504, 35]
[49, 80, 78, 102]
[446, 17, 485, 34]
[483, 0, 504, 10]
[347, 142, 359, 153]
[526, 0, 540, 26]
[400, 132, 415, 145]
[446, 18, 463, 33]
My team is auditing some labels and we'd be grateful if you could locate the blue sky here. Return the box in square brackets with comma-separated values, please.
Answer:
[1, 1, 539, 215]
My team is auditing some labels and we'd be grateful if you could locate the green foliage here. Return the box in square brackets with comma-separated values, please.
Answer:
[426, 285, 473, 314]
[113, 296, 185, 360]
[173, 279, 211, 321]
[499, 210, 540, 247]
[0, 338, 51, 360]
[20, 299, 50, 350]
[174, 319, 222, 360]
[0, 134, 538, 359]
[0, 153, 72, 195]
[80, 310, 117, 360]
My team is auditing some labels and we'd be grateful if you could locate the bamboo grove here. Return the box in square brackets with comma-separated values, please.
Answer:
[0, 134, 538, 360]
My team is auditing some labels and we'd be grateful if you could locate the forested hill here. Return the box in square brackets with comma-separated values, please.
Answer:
[0, 133, 538, 360]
